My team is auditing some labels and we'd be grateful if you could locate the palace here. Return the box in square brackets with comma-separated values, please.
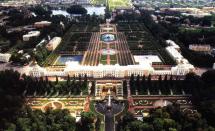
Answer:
[29, 22, 194, 78]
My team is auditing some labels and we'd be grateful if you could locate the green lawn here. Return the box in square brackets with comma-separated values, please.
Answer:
[100, 54, 107, 65]
[110, 54, 116, 60]
[108, 0, 132, 10]
[100, 54, 107, 61]
[100, 60, 107, 65]
[91, 0, 132, 10]
[90, 0, 106, 5]
[110, 60, 117, 65]
[110, 54, 117, 65]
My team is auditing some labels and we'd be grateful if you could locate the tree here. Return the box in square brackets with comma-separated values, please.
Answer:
[90, 81, 95, 96]
[82, 74, 88, 90]
[55, 76, 58, 85]
[80, 112, 95, 131]
[130, 74, 135, 95]
[122, 112, 135, 125]
[30, 5, 52, 17]
[123, 80, 128, 96]
[201, 70, 215, 86]
[128, 120, 145, 131]
[0, 70, 25, 129]
[163, 118, 176, 130]
[158, 75, 163, 92]
[136, 75, 140, 93]
[142, 123, 154, 131]
[147, 74, 152, 88]
[95, 117, 101, 131]
[141, 75, 146, 94]
[153, 118, 164, 130]
[67, 75, 71, 87]
[66, 5, 87, 15]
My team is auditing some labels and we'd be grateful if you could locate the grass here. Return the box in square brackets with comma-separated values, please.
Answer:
[101, 55, 107, 61]
[89, 101, 104, 120]
[102, 44, 107, 49]
[42, 53, 59, 67]
[91, 0, 132, 10]
[110, 60, 117, 65]
[108, 0, 132, 10]
[90, 0, 106, 5]
[110, 54, 116, 60]
[89, 101, 105, 131]
[100, 54, 107, 65]
[99, 123, 105, 131]
[115, 100, 128, 121]
[100, 60, 107, 65]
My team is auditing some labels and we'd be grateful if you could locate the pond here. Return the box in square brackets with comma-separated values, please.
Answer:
[52, 6, 105, 16]
[101, 34, 116, 42]
[85, 6, 105, 15]
[52, 10, 70, 16]
[55, 55, 83, 65]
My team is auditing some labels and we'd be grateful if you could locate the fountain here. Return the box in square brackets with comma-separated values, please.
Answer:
[95, 87, 124, 131]
[101, 34, 116, 42]
[107, 88, 112, 110]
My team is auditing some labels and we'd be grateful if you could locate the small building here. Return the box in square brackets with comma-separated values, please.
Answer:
[46, 37, 62, 51]
[166, 40, 180, 50]
[166, 46, 183, 64]
[23, 53, 31, 60]
[34, 21, 51, 28]
[18, 50, 24, 54]
[23, 31, 40, 41]
[189, 44, 211, 52]
[0, 53, 11, 62]
[151, 14, 158, 22]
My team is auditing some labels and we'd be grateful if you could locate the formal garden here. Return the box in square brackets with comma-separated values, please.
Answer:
[117, 23, 176, 65]
[99, 54, 117, 65]
[43, 25, 95, 66]
[26, 97, 87, 118]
